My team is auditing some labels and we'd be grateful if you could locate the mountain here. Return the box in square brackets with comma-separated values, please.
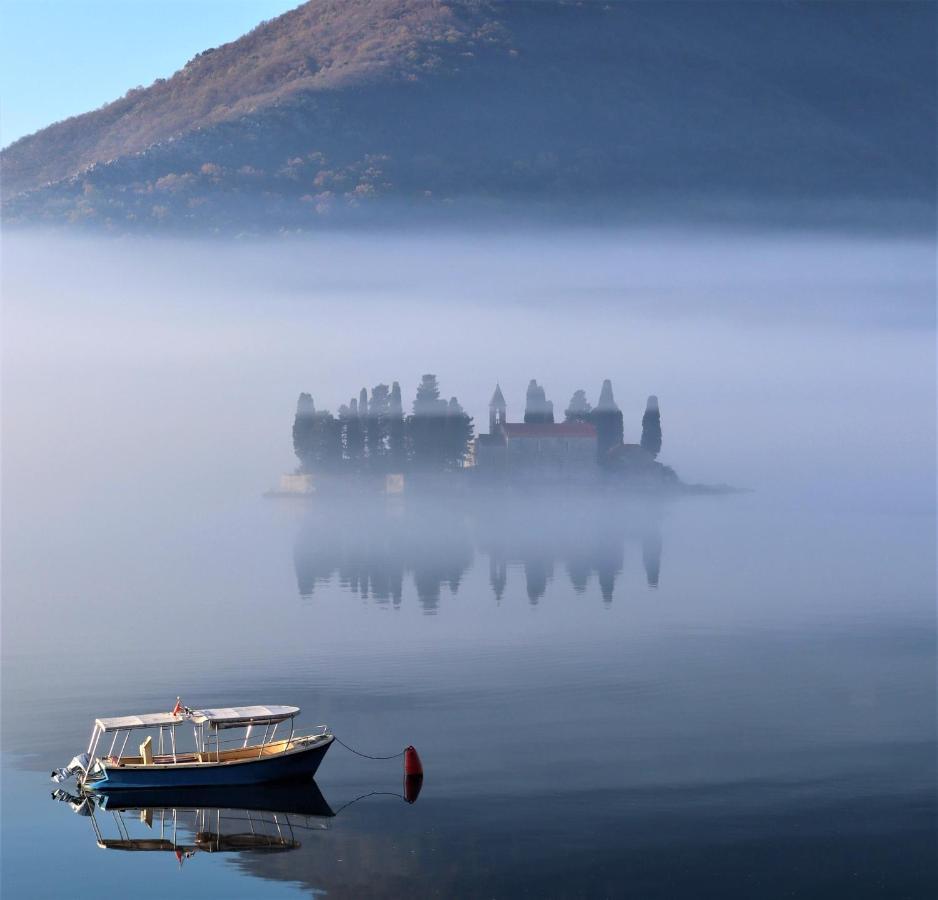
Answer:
[2, 0, 934, 232]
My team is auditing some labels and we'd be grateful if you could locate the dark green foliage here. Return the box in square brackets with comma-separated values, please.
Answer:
[312, 410, 343, 469]
[407, 375, 473, 471]
[295, 375, 471, 475]
[388, 381, 407, 470]
[341, 398, 365, 466]
[358, 387, 369, 458]
[564, 389, 592, 423]
[640, 395, 662, 458]
[366, 383, 391, 470]
[592, 378, 623, 461]
[444, 397, 474, 470]
[293, 393, 317, 470]
[413, 374, 441, 413]
[524, 379, 554, 424]
[408, 374, 446, 470]
[293, 392, 342, 471]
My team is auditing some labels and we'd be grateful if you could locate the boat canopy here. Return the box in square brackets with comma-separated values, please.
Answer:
[94, 706, 299, 733]
[191, 706, 299, 729]
[95, 712, 186, 732]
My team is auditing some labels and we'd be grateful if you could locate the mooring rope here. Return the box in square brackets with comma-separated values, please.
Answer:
[331, 790, 404, 815]
[333, 736, 405, 761]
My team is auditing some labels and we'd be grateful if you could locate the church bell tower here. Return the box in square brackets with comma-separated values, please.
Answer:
[489, 383, 507, 433]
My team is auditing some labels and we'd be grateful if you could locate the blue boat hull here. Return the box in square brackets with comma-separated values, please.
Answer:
[87, 737, 333, 790]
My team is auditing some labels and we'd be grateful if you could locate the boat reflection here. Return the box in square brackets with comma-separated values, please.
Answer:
[52, 782, 334, 862]
[293, 495, 664, 607]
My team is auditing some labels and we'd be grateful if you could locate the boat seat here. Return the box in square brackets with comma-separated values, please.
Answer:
[139, 736, 153, 766]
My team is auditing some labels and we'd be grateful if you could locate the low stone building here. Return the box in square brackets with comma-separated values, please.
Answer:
[474, 381, 670, 485]
[475, 383, 599, 477]
[502, 422, 597, 468]
[476, 421, 598, 478]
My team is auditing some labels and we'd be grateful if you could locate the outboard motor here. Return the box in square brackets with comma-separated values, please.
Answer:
[51, 752, 90, 784]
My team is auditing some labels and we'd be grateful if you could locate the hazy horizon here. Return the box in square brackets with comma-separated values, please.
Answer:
[4, 227, 934, 511]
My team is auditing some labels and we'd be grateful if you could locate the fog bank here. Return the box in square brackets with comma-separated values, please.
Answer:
[2, 229, 934, 527]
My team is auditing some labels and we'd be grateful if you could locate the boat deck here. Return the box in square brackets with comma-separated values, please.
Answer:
[109, 737, 318, 768]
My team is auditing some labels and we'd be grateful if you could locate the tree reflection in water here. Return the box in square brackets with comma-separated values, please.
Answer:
[293, 493, 664, 609]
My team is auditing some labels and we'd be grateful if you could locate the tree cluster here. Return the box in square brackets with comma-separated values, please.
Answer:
[559, 378, 624, 460]
[523, 379, 555, 424]
[563, 389, 592, 423]
[293, 375, 473, 474]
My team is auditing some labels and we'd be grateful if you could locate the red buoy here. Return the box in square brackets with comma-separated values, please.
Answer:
[403, 773, 423, 804]
[403, 745, 423, 777]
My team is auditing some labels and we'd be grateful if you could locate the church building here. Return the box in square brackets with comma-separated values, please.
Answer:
[475, 383, 598, 476]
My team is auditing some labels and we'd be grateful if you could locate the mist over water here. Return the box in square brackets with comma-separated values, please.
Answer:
[3, 229, 934, 511]
[2, 228, 935, 897]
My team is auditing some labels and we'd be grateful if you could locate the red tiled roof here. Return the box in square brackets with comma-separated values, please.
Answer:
[501, 422, 596, 438]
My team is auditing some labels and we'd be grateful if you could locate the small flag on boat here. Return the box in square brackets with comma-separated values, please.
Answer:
[172, 697, 183, 716]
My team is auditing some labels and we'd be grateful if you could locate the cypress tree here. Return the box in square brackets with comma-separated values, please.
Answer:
[313, 410, 342, 470]
[344, 397, 364, 467]
[592, 379, 623, 461]
[292, 393, 317, 471]
[640, 395, 662, 458]
[413, 374, 441, 412]
[524, 379, 554, 424]
[564, 389, 592, 423]
[444, 396, 474, 470]
[293, 393, 341, 471]
[337, 403, 351, 465]
[369, 383, 391, 469]
[409, 374, 446, 469]
[388, 381, 406, 470]
[358, 387, 370, 461]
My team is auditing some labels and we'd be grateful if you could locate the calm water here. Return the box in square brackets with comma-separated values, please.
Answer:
[2, 230, 935, 897]
[2, 490, 935, 898]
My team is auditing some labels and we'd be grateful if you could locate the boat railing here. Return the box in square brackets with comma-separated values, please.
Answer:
[86, 724, 330, 772]
[194, 724, 330, 763]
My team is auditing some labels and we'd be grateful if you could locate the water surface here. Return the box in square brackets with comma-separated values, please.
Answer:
[2, 231, 935, 897]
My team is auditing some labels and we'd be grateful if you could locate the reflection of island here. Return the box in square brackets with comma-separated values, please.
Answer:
[294, 503, 473, 613]
[475, 498, 662, 604]
[293, 496, 663, 609]
[53, 782, 334, 861]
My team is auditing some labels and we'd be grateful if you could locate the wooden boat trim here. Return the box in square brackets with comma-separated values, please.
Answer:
[99, 734, 333, 772]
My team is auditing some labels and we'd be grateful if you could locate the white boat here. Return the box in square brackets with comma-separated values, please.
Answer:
[53, 702, 334, 790]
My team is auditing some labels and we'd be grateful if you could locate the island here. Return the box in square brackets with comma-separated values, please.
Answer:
[267, 374, 734, 498]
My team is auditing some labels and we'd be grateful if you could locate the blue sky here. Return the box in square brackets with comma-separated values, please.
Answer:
[0, 0, 299, 147]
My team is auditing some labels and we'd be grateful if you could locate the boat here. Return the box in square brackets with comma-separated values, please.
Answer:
[52, 702, 334, 790]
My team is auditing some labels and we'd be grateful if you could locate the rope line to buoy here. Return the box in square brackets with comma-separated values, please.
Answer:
[333, 736, 405, 760]
[331, 790, 404, 815]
